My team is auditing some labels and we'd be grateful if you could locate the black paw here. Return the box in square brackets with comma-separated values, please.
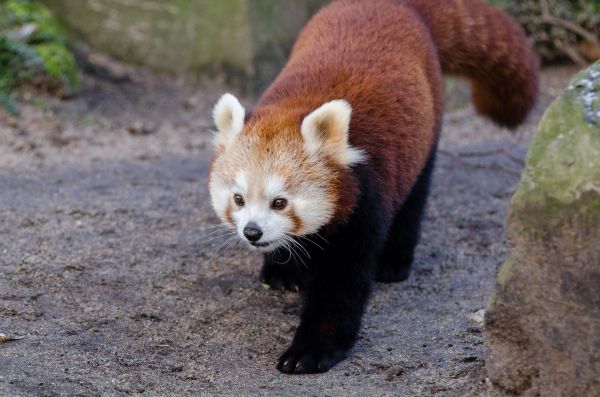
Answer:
[276, 343, 347, 374]
[260, 263, 304, 292]
[375, 261, 412, 283]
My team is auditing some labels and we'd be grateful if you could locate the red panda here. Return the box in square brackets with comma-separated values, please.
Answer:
[208, 0, 538, 374]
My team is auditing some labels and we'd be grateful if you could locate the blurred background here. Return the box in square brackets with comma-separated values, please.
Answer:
[1, 0, 599, 112]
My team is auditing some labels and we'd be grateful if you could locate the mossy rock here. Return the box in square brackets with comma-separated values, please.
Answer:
[485, 62, 600, 396]
[40, 0, 326, 93]
[512, 62, 600, 219]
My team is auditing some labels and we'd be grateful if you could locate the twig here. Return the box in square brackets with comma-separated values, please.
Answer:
[539, 0, 600, 64]
[541, 14, 600, 51]
[555, 39, 591, 67]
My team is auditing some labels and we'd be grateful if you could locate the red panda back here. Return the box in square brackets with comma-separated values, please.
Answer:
[252, 0, 538, 217]
[256, 0, 444, 213]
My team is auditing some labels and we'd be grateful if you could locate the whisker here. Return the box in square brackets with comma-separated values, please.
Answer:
[280, 241, 293, 265]
[198, 223, 229, 231]
[200, 227, 235, 239]
[287, 232, 325, 251]
[300, 236, 324, 251]
[293, 246, 309, 270]
[288, 237, 311, 260]
[216, 235, 238, 255]
[201, 232, 237, 246]
[203, 234, 239, 268]
[200, 230, 237, 240]
[284, 234, 312, 258]
[233, 239, 245, 250]
[224, 236, 243, 252]
[284, 239, 299, 265]
[197, 225, 232, 237]
[283, 235, 309, 270]
[201, 230, 235, 239]
[313, 232, 329, 245]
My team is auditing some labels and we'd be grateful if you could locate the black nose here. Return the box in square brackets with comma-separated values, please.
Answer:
[243, 223, 263, 242]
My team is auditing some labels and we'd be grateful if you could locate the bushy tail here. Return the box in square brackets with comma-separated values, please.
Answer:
[406, 0, 539, 128]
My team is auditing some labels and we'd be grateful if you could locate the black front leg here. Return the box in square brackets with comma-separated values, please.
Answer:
[276, 250, 377, 373]
[260, 248, 309, 292]
[277, 174, 388, 374]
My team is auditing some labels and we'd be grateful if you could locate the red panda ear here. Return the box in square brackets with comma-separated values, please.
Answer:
[301, 99, 365, 166]
[213, 93, 245, 147]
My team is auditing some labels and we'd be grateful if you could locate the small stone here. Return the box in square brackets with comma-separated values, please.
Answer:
[385, 365, 405, 381]
[127, 121, 155, 135]
[467, 309, 485, 325]
[183, 96, 201, 111]
[49, 134, 72, 147]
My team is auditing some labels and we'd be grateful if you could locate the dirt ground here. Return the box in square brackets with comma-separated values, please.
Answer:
[0, 59, 580, 396]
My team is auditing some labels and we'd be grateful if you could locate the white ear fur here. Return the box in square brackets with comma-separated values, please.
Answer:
[300, 99, 365, 166]
[213, 93, 245, 147]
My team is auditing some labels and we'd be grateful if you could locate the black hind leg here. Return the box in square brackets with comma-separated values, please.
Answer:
[376, 151, 436, 283]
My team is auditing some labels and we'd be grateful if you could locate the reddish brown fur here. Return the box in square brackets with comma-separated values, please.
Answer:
[288, 208, 303, 235]
[405, 0, 539, 127]
[224, 202, 234, 225]
[246, 0, 538, 219]
[217, 1, 539, 373]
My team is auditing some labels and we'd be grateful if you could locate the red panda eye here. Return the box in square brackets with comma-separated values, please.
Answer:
[233, 194, 245, 207]
[271, 198, 288, 210]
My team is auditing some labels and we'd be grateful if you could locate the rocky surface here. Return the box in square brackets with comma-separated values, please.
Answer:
[0, 61, 579, 396]
[41, 0, 326, 91]
[485, 62, 600, 396]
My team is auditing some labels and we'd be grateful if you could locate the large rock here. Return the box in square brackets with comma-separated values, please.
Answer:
[485, 62, 600, 396]
[41, 0, 326, 92]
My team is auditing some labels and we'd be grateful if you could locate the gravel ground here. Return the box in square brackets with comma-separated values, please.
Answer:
[0, 60, 580, 397]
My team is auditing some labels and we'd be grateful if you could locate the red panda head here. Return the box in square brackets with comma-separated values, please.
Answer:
[208, 93, 364, 252]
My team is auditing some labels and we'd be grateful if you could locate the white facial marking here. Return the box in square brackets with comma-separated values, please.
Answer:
[234, 171, 248, 195]
[293, 186, 334, 235]
[265, 175, 285, 199]
[227, 173, 293, 252]
[209, 178, 231, 221]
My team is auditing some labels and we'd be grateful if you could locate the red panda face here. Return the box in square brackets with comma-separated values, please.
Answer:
[210, 162, 332, 252]
[208, 94, 364, 252]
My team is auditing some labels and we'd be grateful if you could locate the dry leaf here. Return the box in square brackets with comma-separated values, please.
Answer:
[0, 333, 25, 343]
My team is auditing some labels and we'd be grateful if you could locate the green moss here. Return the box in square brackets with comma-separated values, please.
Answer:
[0, 0, 80, 112]
[33, 41, 79, 88]
[487, 291, 497, 312]
[512, 62, 600, 218]
[0, 34, 40, 113]
[497, 259, 517, 287]
[247, 328, 261, 338]
[3, 0, 66, 40]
